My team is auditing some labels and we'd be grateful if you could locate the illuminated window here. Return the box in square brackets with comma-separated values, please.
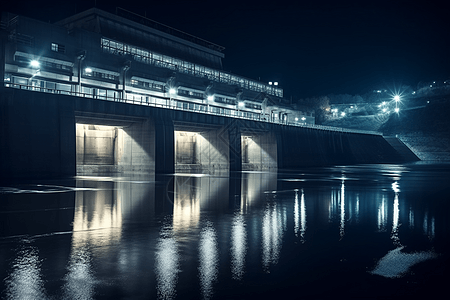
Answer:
[100, 37, 283, 97]
[51, 43, 65, 53]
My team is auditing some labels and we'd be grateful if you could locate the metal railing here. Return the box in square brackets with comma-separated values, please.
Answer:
[4, 82, 382, 136]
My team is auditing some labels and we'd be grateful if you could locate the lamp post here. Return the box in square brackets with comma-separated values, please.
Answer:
[237, 101, 244, 117]
[207, 95, 214, 113]
[169, 88, 176, 108]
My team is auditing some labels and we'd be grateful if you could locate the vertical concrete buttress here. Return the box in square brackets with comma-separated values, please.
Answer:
[228, 123, 242, 172]
[155, 118, 175, 174]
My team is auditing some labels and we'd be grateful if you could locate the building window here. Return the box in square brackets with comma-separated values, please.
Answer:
[84, 69, 118, 81]
[51, 43, 65, 53]
[215, 96, 237, 106]
[178, 89, 203, 99]
[100, 37, 283, 98]
[245, 103, 262, 110]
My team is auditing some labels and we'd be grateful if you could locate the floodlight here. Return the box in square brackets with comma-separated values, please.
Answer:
[85, 67, 92, 73]
[394, 95, 400, 102]
[30, 60, 40, 68]
[169, 88, 176, 94]
[207, 95, 214, 101]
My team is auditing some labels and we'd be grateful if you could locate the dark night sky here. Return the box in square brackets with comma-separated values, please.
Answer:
[2, 0, 449, 98]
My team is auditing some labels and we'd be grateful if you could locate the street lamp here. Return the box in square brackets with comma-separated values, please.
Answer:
[237, 101, 244, 117]
[30, 60, 40, 68]
[394, 95, 400, 114]
[169, 88, 176, 108]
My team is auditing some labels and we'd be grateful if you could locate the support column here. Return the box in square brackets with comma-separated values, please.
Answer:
[155, 118, 175, 174]
[228, 123, 242, 172]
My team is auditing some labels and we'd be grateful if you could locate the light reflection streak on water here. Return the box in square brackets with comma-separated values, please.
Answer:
[155, 225, 179, 300]
[231, 213, 247, 280]
[430, 216, 435, 239]
[199, 223, 218, 300]
[423, 212, 428, 236]
[340, 180, 345, 239]
[423, 213, 435, 240]
[409, 207, 414, 229]
[378, 195, 388, 232]
[5, 243, 47, 300]
[293, 189, 306, 240]
[329, 189, 338, 223]
[73, 185, 122, 232]
[391, 183, 400, 245]
[63, 242, 94, 300]
[294, 191, 299, 236]
[262, 202, 285, 272]
[173, 177, 200, 231]
[355, 194, 360, 223]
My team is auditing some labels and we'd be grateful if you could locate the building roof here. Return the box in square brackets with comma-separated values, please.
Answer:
[55, 8, 225, 58]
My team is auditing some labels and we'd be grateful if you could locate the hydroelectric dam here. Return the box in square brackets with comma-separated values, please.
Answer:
[0, 86, 418, 180]
[0, 8, 418, 180]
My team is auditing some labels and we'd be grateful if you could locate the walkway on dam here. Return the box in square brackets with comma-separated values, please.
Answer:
[5, 82, 382, 136]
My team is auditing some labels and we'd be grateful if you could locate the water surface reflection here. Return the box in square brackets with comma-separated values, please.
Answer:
[1, 165, 449, 299]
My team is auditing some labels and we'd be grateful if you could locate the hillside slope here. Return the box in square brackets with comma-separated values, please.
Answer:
[323, 101, 450, 161]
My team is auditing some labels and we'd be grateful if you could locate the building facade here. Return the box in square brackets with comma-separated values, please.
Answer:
[1, 8, 315, 125]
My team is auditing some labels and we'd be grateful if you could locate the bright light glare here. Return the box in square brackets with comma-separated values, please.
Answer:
[295, 117, 299, 121]
[30, 60, 40, 68]
[85, 67, 92, 73]
[301, 117, 306, 121]
[207, 95, 214, 101]
[394, 95, 400, 102]
[341, 112, 346, 117]
[394, 107, 400, 113]
[274, 82, 278, 86]
[169, 88, 176, 94]
[268, 82, 272, 85]
[238, 101, 244, 107]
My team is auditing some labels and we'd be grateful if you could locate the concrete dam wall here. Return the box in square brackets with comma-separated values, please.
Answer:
[0, 88, 418, 180]
[277, 127, 410, 168]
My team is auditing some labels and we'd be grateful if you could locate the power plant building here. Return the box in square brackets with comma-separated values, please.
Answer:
[1, 8, 315, 125]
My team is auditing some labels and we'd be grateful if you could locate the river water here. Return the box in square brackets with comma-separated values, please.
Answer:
[1, 163, 449, 299]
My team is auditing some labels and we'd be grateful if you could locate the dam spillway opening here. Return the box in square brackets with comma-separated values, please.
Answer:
[174, 129, 229, 174]
[76, 119, 154, 176]
[241, 132, 277, 171]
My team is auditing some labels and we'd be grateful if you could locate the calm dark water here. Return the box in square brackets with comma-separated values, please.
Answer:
[1, 163, 449, 299]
